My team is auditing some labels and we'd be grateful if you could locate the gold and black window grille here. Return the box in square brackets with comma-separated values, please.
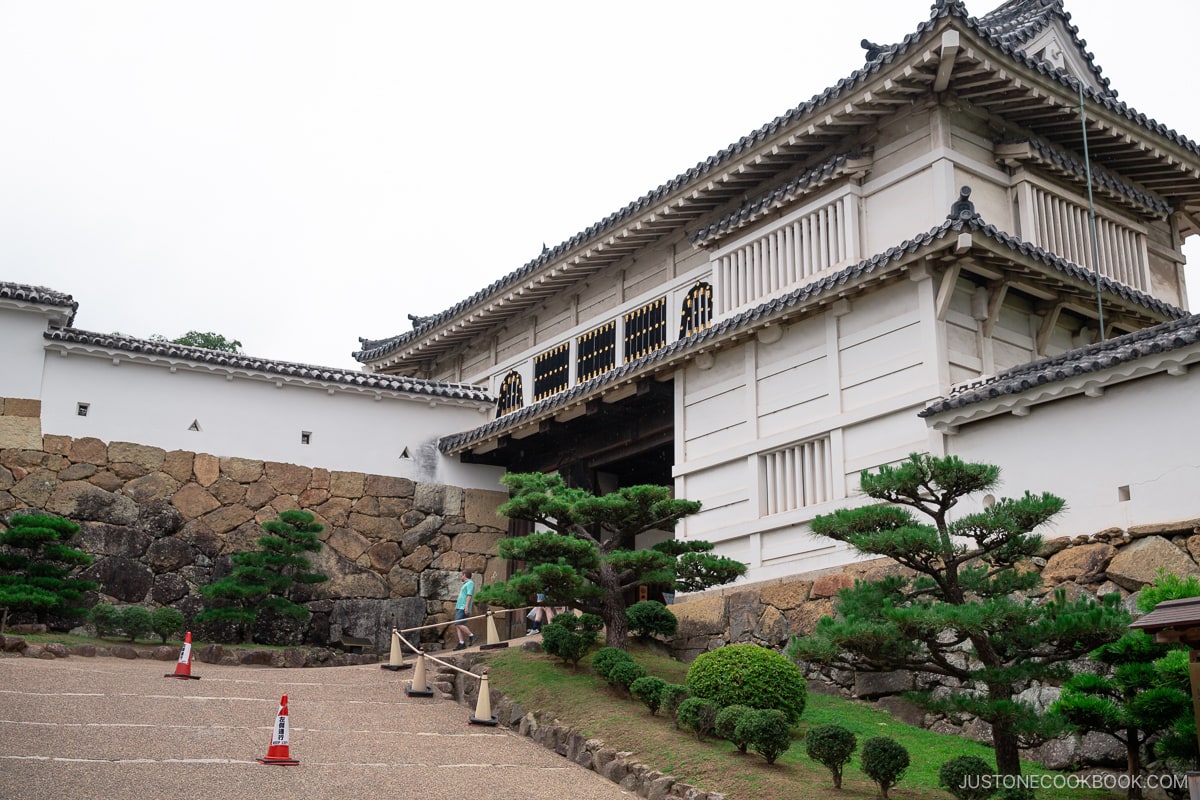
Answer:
[497, 370, 523, 416]
[532, 342, 570, 402]
[576, 321, 616, 383]
[624, 297, 666, 362]
[679, 281, 714, 338]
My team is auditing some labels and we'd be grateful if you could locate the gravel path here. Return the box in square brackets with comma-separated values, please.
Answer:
[0, 654, 633, 800]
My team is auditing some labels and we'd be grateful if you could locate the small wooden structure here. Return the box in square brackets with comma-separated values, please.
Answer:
[1129, 597, 1200, 799]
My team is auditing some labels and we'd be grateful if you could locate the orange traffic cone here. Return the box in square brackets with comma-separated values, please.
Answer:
[257, 695, 301, 765]
[164, 631, 201, 680]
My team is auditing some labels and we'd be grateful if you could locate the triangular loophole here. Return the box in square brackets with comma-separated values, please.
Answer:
[399, 447, 412, 459]
[188, 420, 201, 432]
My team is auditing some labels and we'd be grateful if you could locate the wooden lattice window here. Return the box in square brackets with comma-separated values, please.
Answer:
[533, 343, 570, 401]
[679, 281, 714, 338]
[624, 297, 666, 361]
[497, 371, 523, 416]
[577, 321, 616, 383]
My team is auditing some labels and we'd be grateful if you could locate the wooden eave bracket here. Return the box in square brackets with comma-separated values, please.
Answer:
[933, 30, 960, 93]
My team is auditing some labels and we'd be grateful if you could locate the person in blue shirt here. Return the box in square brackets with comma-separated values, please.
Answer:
[453, 570, 476, 651]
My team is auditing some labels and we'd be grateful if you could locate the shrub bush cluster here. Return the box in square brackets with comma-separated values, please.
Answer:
[676, 697, 719, 741]
[540, 613, 604, 666]
[685, 643, 807, 725]
[91, 604, 184, 643]
[630, 676, 668, 715]
[861, 736, 910, 799]
[625, 600, 677, 639]
[805, 723, 857, 789]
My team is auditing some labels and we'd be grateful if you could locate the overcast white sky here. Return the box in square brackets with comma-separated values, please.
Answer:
[2, 1, 1197, 371]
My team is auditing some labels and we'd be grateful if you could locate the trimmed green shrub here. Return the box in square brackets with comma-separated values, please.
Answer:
[660, 683, 691, 729]
[150, 606, 185, 643]
[592, 646, 633, 680]
[117, 606, 153, 642]
[805, 723, 858, 789]
[608, 660, 647, 694]
[630, 676, 668, 715]
[90, 603, 120, 638]
[736, 708, 792, 764]
[861, 736, 910, 799]
[938, 755, 997, 800]
[626, 600, 677, 639]
[676, 697, 719, 741]
[715, 704, 753, 752]
[686, 643, 807, 724]
[540, 613, 604, 667]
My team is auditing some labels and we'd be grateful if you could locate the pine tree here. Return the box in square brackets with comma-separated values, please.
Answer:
[196, 510, 327, 642]
[788, 454, 1129, 778]
[0, 512, 96, 627]
[476, 473, 745, 648]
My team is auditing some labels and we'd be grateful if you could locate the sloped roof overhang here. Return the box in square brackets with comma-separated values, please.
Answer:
[44, 329, 494, 407]
[358, 4, 1200, 374]
[439, 211, 1184, 457]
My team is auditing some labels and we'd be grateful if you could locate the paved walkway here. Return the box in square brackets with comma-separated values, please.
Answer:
[0, 653, 632, 800]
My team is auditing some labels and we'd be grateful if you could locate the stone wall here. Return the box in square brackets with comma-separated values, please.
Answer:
[0, 434, 510, 652]
[668, 518, 1200, 769]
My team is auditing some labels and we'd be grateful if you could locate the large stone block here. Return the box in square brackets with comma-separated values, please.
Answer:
[760, 579, 811, 610]
[329, 597, 426, 654]
[452, 531, 501, 555]
[145, 536, 197, 572]
[219, 457, 263, 483]
[305, 547, 388, 600]
[9, 471, 56, 506]
[77, 522, 152, 558]
[199, 504, 254, 535]
[43, 434, 72, 455]
[46, 481, 139, 525]
[853, 670, 914, 699]
[671, 595, 727, 637]
[123, 472, 181, 504]
[193, 453, 219, 487]
[347, 512, 405, 541]
[365, 475, 415, 498]
[1041, 542, 1116, 584]
[68, 437, 108, 465]
[161, 449, 194, 483]
[0, 417, 41, 449]
[266, 462, 312, 495]
[1107, 536, 1200, 590]
[330, 471, 365, 499]
[464, 488, 508, 529]
[327, 527, 371, 561]
[810, 572, 854, 599]
[3, 398, 41, 417]
[83, 556, 155, 602]
[401, 515, 443, 553]
[171, 484, 221, 519]
[108, 442, 165, 471]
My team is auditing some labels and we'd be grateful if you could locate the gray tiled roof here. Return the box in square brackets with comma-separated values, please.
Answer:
[1000, 136, 1173, 216]
[920, 313, 1200, 417]
[439, 208, 1185, 453]
[43, 328, 493, 402]
[690, 152, 871, 246]
[972, 0, 1111, 93]
[356, 0, 1198, 366]
[0, 281, 78, 326]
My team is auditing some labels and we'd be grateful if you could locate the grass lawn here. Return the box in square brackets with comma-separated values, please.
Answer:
[482, 643, 1120, 800]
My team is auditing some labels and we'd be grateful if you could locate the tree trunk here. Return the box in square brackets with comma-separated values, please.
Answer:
[1126, 729, 1143, 800]
[992, 717, 1022, 778]
[598, 562, 628, 648]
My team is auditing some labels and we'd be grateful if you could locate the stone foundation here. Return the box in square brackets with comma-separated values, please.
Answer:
[0, 434, 510, 651]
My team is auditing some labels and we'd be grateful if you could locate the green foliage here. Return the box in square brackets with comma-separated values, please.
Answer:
[660, 683, 691, 729]
[592, 646, 634, 680]
[788, 454, 1130, 777]
[90, 603, 120, 637]
[1152, 648, 1200, 770]
[196, 510, 326, 643]
[805, 723, 858, 788]
[715, 704, 753, 752]
[607, 659, 647, 694]
[736, 708, 792, 765]
[150, 606, 184, 643]
[630, 675, 668, 715]
[1136, 570, 1200, 613]
[152, 330, 244, 353]
[626, 600, 677, 639]
[0, 512, 96, 626]
[939, 755, 997, 800]
[676, 696, 719, 741]
[118, 606, 152, 641]
[861, 736, 910, 799]
[540, 613, 603, 667]
[686, 643, 807, 725]
[474, 473, 744, 648]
